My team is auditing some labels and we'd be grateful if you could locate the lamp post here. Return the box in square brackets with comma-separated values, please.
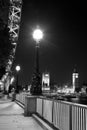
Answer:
[15, 65, 20, 93]
[30, 27, 43, 95]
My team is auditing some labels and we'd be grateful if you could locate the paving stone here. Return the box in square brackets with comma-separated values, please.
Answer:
[0, 98, 44, 130]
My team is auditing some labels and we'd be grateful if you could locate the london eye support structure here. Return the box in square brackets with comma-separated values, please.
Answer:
[1, 0, 23, 91]
[7, 0, 22, 72]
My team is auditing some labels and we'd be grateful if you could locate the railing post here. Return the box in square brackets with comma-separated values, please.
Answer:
[52, 99, 54, 124]
[69, 105, 72, 130]
[84, 109, 86, 130]
[24, 96, 37, 116]
[42, 98, 44, 117]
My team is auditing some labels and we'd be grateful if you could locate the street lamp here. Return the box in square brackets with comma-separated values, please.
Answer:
[30, 27, 43, 95]
[15, 65, 20, 93]
[16, 65, 20, 72]
[32, 28, 43, 43]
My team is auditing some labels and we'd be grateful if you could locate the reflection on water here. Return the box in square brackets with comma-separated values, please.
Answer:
[67, 97, 87, 105]
[45, 93, 87, 106]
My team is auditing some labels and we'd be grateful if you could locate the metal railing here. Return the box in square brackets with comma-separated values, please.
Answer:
[10, 92, 87, 130]
[9, 92, 26, 105]
[36, 97, 87, 130]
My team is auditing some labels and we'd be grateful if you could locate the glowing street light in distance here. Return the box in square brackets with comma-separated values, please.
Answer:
[32, 28, 43, 43]
[15, 65, 20, 72]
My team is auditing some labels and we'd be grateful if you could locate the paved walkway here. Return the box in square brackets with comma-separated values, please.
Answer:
[0, 97, 44, 130]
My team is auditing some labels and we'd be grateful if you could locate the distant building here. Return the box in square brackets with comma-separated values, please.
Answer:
[57, 85, 74, 94]
[57, 69, 79, 94]
[72, 68, 79, 92]
[81, 83, 87, 93]
[42, 72, 50, 91]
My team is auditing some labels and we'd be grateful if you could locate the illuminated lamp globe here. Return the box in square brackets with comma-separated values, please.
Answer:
[33, 29, 43, 43]
[16, 65, 20, 72]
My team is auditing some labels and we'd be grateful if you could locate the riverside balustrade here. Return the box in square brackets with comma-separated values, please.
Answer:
[36, 97, 87, 130]
[9, 92, 27, 105]
[10, 92, 87, 130]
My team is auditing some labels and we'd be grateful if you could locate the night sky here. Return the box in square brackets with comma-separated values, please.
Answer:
[15, 1, 87, 86]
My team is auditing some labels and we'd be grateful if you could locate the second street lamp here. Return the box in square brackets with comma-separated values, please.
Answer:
[30, 27, 43, 95]
[12, 65, 20, 101]
[15, 65, 20, 93]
